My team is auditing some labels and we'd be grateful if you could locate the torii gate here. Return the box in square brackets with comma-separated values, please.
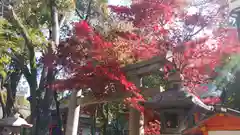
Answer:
[123, 56, 182, 135]
[123, 56, 168, 135]
[71, 56, 179, 135]
[78, 56, 179, 132]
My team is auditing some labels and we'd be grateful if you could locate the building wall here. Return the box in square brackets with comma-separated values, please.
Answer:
[209, 131, 240, 135]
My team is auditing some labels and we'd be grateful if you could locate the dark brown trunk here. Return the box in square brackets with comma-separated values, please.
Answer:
[36, 0, 60, 133]
[5, 66, 21, 116]
[36, 69, 54, 135]
[54, 91, 63, 135]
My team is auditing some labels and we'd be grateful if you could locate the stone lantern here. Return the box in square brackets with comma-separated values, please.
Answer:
[140, 90, 194, 135]
[139, 71, 194, 135]
[0, 114, 32, 135]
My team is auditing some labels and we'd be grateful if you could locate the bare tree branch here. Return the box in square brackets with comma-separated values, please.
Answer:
[75, 9, 84, 20]
[85, 0, 93, 21]
[59, 15, 66, 28]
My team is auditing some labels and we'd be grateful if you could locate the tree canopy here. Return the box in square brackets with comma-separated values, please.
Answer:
[0, 0, 240, 134]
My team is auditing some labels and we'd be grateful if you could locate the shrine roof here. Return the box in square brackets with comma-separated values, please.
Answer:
[182, 109, 240, 135]
[139, 90, 194, 109]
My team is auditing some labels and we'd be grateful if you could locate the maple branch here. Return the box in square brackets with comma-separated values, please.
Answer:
[75, 9, 84, 20]
[187, 25, 206, 40]
[184, 13, 201, 40]
[185, 4, 225, 40]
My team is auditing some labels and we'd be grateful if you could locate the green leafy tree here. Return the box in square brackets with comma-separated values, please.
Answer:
[0, 0, 111, 134]
[0, 0, 75, 135]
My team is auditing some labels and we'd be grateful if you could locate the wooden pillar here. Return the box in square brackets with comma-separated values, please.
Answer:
[129, 108, 140, 135]
[203, 131, 208, 135]
[65, 90, 82, 135]
[140, 114, 144, 135]
[128, 75, 144, 135]
[201, 126, 208, 135]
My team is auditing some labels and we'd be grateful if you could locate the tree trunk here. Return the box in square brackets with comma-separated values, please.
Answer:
[65, 90, 82, 135]
[5, 67, 21, 117]
[5, 5, 38, 135]
[50, 0, 59, 52]
[54, 91, 63, 135]
[28, 78, 38, 135]
[36, 68, 54, 135]
[91, 110, 96, 135]
[26, 42, 38, 135]
[36, 0, 60, 134]
[102, 103, 108, 135]
[29, 72, 38, 134]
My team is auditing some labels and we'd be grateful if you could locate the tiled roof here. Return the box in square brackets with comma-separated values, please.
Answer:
[139, 90, 193, 109]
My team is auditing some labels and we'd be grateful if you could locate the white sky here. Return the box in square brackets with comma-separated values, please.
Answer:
[108, 0, 130, 6]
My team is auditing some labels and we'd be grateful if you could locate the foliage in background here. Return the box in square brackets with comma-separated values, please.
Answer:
[14, 0, 74, 28]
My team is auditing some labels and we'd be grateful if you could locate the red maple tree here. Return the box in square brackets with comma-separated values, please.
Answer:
[109, 0, 240, 95]
[108, 0, 240, 133]
[52, 20, 161, 134]
[50, 0, 240, 134]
